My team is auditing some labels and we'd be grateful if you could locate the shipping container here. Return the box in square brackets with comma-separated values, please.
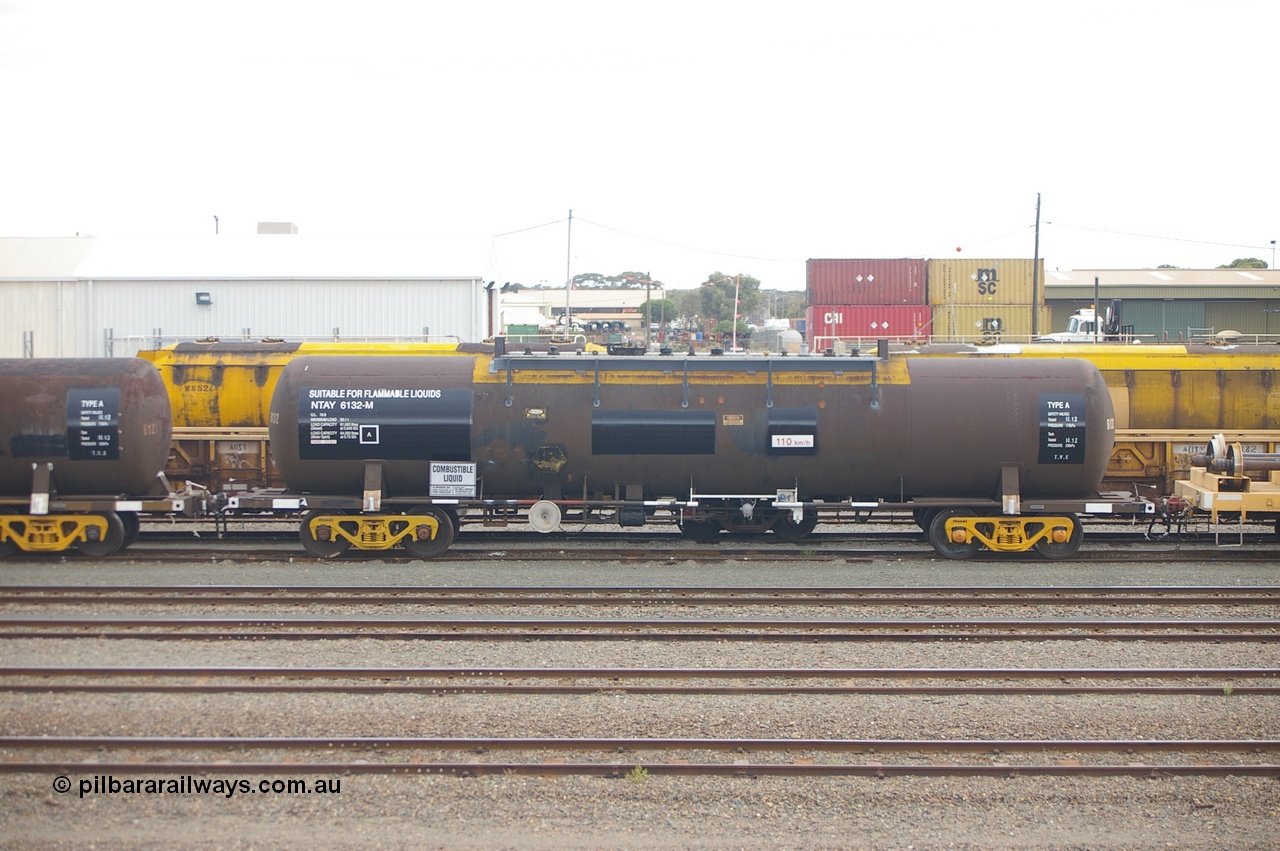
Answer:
[930, 304, 1050, 343]
[927, 258, 1045, 306]
[806, 259, 927, 306]
[805, 305, 932, 344]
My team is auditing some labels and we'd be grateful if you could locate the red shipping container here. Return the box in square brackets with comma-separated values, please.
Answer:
[806, 304, 933, 343]
[807, 259, 927, 306]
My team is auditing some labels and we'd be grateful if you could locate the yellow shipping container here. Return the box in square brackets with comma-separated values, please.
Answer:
[928, 304, 1051, 343]
[927, 258, 1045, 306]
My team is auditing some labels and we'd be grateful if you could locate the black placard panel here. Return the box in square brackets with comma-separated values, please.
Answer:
[767, 406, 819, 456]
[298, 387, 471, 460]
[10, 433, 68, 457]
[592, 410, 716, 455]
[1038, 393, 1086, 464]
[67, 387, 120, 460]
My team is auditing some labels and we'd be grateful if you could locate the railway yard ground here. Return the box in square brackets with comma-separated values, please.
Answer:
[1, 522, 1278, 849]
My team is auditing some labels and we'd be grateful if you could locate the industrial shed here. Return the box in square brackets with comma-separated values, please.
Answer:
[1045, 268, 1280, 341]
[0, 234, 494, 358]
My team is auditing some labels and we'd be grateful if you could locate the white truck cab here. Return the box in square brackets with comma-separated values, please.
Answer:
[1036, 302, 1132, 343]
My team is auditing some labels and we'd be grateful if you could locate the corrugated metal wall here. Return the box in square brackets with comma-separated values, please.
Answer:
[1205, 300, 1280, 336]
[3, 277, 487, 357]
[1119, 300, 1207, 342]
[0, 280, 80, 358]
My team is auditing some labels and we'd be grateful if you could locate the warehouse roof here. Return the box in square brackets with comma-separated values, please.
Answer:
[0, 235, 496, 281]
[1046, 268, 1280, 288]
[0, 237, 97, 279]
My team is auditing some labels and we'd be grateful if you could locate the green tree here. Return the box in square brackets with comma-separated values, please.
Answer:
[1218, 258, 1268, 269]
[673, 289, 704, 329]
[637, 297, 678, 328]
[699, 272, 761, 326]
[570, 271, 659, 288]
[757, 289, 807, 322]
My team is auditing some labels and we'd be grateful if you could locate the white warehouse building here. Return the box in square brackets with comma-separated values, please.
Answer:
[0, 232, 495, 358]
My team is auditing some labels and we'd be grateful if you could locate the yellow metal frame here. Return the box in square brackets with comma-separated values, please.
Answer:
[0, 515, 109, 552]
[944, 515, 1076, 553]
[305, 513, 440, 551]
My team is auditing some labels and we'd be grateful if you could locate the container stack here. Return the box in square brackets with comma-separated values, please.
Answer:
[804, 259, 931, 352]
[926, 258, 1048, 342]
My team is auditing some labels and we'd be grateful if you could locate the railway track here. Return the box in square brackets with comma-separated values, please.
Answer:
[26, 541, 1280, 564]
[4, 583, 1278, 606]
[3, 735, 1277, 779]
[2, 616, 1275, 642]
[4, 578, 1277, 790]
[5, 583, 1276, 641]
[4, 664, 1278, 696]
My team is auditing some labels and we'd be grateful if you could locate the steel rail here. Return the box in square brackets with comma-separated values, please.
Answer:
[4, 664, 1277, 695]
[6, 761, 1277, 778]
[52, 545, 1280, 564]
[4, 735, 1278, 754]
[4, 665, 1273, 680]
[9, 682, 1275, 696]
[3, 584, 1278, 607]
[4, 628, 1273, 643]
[1, 615, 1274, 630]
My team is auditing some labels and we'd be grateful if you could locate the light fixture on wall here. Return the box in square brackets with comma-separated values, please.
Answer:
[195, 292, 212, 305]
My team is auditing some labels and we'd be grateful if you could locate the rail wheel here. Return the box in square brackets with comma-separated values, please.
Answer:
[912, 508, 940, 532]
[300, 509, 351, 558]
[773, 509, 818, 542]
[77, 512, 126, 557]
[0, 518, 16, 558]
[118, 512, 141, 549]
[400, 505, 455, 558]
[927, 508, 980, 560]
[1032, 513, 1083, 560]
[680, 517, 722, 543]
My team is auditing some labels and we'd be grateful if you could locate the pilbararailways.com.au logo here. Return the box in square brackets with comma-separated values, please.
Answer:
[54, 774, 342, 799]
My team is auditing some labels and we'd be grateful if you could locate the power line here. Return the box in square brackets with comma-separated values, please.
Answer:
[492, 217, 567, 238]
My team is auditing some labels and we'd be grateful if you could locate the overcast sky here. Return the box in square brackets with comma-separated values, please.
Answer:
[2, 0, 1275, 290]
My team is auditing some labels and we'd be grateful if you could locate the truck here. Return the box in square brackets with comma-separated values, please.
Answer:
[1036, 300, 1134, 343]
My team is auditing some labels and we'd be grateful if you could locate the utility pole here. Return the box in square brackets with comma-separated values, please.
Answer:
[645, 278, 652, 346]
[732, 274, 741, 352]
[564, 209, 573, 330]
[1032, 193, 1041, 338]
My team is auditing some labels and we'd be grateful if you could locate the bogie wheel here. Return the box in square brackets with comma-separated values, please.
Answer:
[927, 508, 980, 560]
[0, 519, 16, 558]
[680, 518, 722, 543]
[400, 505, 456, 558]
[300, 509, 351, 558]
[912, 508, 940, 532]
[1032, 513, 1083, 560]
[77, 512, 127, 557]
[773, 509, 818, 542]
[118, 512, 142, 549]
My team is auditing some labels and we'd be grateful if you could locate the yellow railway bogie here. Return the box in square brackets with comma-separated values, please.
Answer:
[937, 514, 1082, 560]
[305, 513, 440, 551]
[0, 514, 110, 553]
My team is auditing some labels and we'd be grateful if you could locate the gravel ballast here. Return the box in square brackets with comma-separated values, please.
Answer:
[2, 549, 1278, 848]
